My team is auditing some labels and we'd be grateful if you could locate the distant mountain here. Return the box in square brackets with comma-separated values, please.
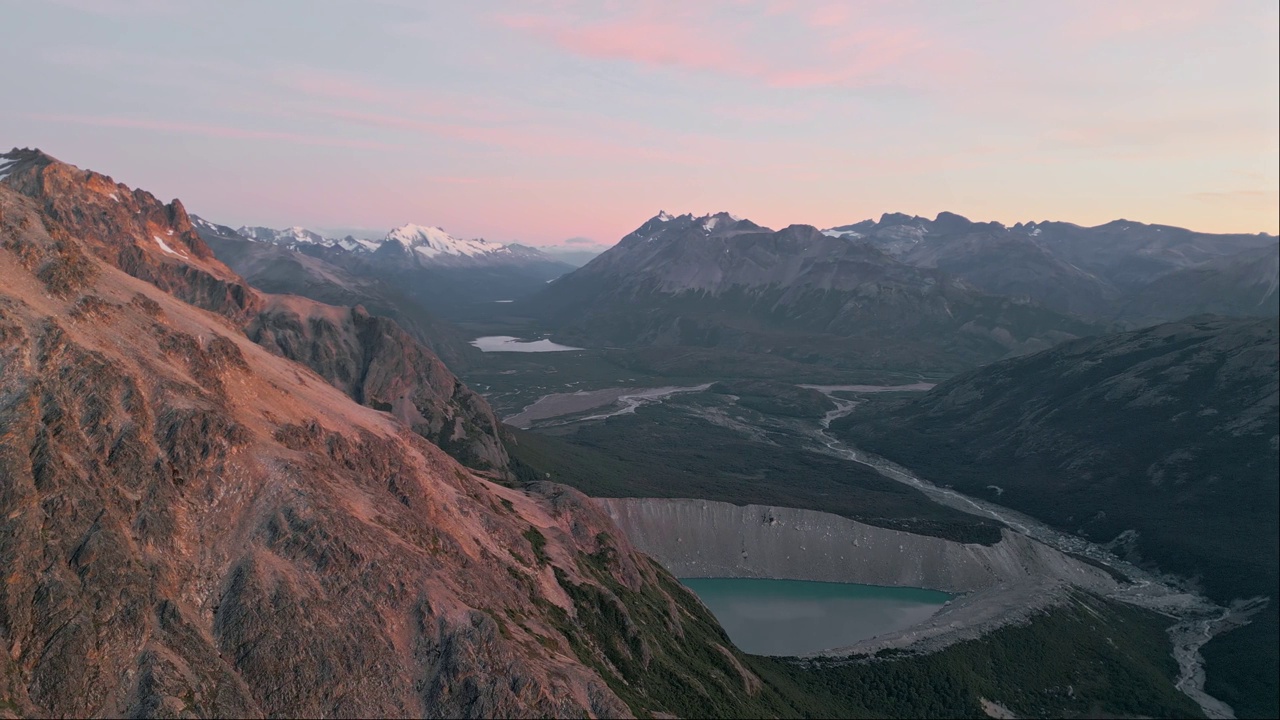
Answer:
[538, 237, 612, 267]
[199, 220, 576, 321]
[375, 224, 558, 268]
[1118, 244, 1279, 326]
[824, 212, 1278, 323]
[834, 315, 1279, 717]
[531, 211, 1106, 374]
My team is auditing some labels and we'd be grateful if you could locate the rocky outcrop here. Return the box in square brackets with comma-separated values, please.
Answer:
[1, 148, 505, 475]
[249, 296, 508, 473]
[596, 498, 1118, 594]
[0, 176, 788, 718]
[1, 148, 261, 324]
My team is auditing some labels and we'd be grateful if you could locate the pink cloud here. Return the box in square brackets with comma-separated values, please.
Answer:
[496, 3, 968, 90]
[29, 113, 403, 151]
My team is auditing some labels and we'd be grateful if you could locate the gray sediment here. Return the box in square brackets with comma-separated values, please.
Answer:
[598, 497, 1120, 594]
[596, 497, 1122, 657]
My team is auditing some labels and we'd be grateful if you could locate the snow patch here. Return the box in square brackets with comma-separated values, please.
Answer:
[153, 235, 188, 258]
[702, 216, 720, 231]
[822, 229, 863, 239]
[336, 237, 382, 252]
[656, 210, 674, 222]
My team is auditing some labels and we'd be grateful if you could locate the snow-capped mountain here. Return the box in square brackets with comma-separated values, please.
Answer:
[379, 223, 553, 266]
[211, 219, 563, 267]
[237, 224, 329, 247]
[191, 215, 576, 320]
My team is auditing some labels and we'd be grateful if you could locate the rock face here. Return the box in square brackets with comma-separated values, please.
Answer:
[249, 296, 508, 472]
[596, 498, 1117, 595]
[1, 148, 503, 474]
[531, 212, 1106, 373]
[0, 154, 794, 718]
[1, 148, 260, 324]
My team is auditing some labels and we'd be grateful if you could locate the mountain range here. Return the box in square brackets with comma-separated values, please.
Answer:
[527, 210, 1276, 376]
[193, 219, 576, 322]
[531, 211, 1108, 375]
[823, 211, 1278, 322]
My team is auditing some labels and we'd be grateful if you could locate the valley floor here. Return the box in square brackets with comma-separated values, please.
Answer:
[493, 376, 1247, 719]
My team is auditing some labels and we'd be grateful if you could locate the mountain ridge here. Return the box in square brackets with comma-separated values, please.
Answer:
[2, 147, 507, 474]
[0, 146, 820, 718]
[531, 210, 1108, 374]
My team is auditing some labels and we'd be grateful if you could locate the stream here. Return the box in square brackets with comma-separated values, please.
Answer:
[806, 388, 1245, 720]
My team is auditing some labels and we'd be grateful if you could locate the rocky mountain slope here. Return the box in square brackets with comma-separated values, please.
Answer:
[1, 149, 506, 476]
[825, 212, 1278, 323]
[833, 315, 1279, 717]
[1118, 245, 1280, 326]
[0, 149, 825, 718]
[532, 212, 1105, 373]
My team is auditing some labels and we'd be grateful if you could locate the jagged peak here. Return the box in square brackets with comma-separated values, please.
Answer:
[237, 224, 330, 246]
[0, 147, 60, 181]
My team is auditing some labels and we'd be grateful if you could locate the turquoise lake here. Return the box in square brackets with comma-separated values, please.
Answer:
[679, 578, 952, 656]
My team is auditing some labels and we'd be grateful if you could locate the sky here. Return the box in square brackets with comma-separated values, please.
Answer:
[1, 0, 1276, 245]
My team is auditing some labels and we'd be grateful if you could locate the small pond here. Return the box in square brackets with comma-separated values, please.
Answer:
[469, 335, 583, 353]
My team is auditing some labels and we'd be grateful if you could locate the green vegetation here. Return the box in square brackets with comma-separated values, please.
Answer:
[1202, 611, 1280, 720]
[521, 526, 550, 566]
[707, 379, 835, 418]
[506, 400, 1002, 544]
[834, 318, 1279, 716]
[750, 592, 1203, 719]
[544, 538, 1201, 718]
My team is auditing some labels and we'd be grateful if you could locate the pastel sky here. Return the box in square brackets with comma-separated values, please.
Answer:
[2, 0, 1276, 244]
